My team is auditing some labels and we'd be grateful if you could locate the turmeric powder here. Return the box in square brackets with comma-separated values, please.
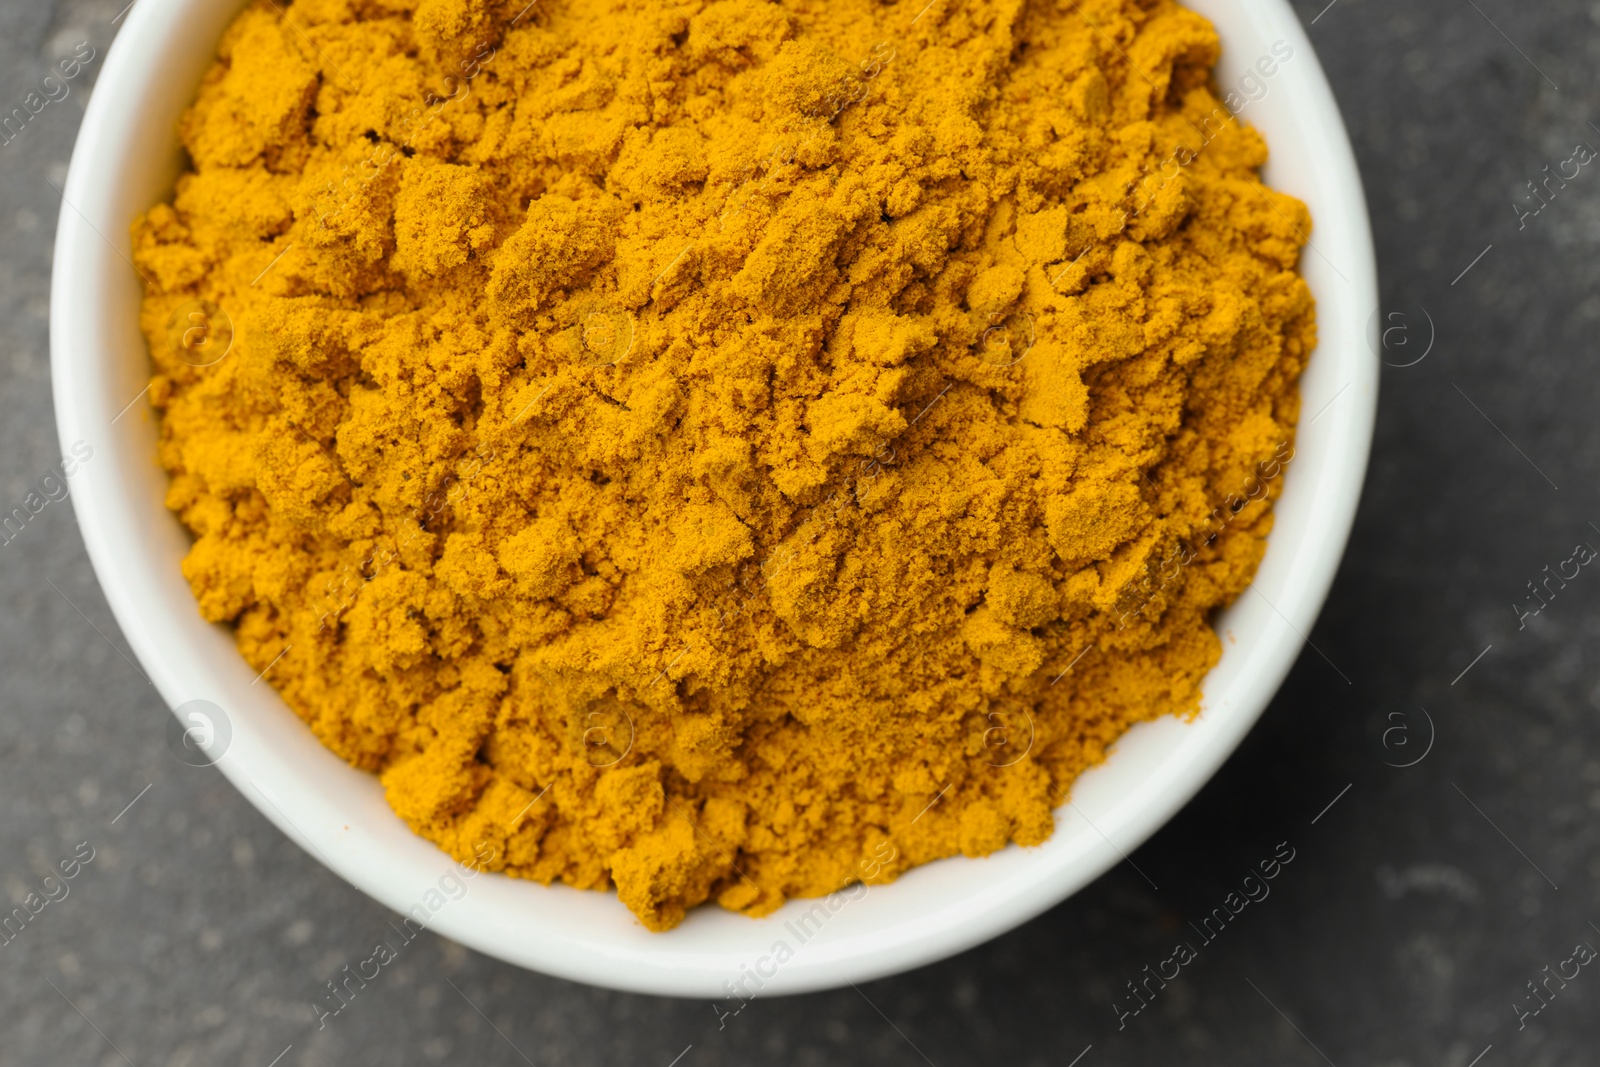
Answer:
[134, 0, 1313, 930]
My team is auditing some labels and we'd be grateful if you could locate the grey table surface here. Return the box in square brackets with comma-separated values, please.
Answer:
[4, 0, 1598, 1063]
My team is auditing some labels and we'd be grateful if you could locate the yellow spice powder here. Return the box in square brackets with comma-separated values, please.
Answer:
[134, 0, 1313, 930]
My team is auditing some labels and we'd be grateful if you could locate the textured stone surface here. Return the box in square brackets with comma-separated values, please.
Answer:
[3, 0, 1597, 1063]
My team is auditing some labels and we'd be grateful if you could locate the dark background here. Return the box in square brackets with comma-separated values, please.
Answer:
[3, 0, 1596, 1063]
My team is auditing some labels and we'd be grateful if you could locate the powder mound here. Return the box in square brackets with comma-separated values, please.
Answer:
[136, 0, 1313, 930]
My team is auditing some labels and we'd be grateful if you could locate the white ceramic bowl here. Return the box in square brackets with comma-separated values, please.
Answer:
[51, 0, 1376, 997]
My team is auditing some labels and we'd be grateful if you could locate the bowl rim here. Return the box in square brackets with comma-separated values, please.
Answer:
[50, 0, 1377, 997]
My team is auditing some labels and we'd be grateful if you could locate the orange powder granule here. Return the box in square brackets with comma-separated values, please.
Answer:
[134, 0, 1312, 929]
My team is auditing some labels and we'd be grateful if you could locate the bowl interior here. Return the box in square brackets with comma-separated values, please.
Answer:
[51, 0, 1376, 996]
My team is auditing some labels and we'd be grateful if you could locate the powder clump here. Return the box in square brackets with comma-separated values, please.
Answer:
[136, 0, 1313, 930]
